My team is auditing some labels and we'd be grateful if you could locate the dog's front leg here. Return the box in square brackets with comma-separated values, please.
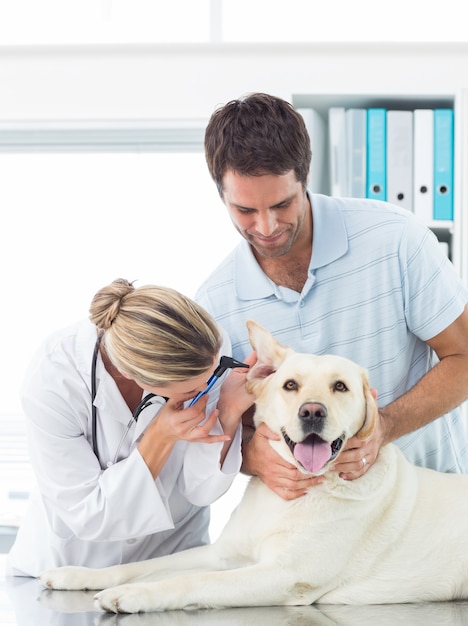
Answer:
[94, 564, 318, 613]
[39, 543, 224, 591]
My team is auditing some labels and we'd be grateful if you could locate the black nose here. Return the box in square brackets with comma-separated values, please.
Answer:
[299, 402, 328, 432]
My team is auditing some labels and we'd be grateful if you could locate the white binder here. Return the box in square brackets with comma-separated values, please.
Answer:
[386, 110, 414, 211]
[346, 108, 367, 198]
[413, 108, 434, 222]
[328, 107, 348, 197]
[297, 107, 329, 195]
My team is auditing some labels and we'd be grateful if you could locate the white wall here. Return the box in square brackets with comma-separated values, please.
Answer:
[1, 42, 468, 120]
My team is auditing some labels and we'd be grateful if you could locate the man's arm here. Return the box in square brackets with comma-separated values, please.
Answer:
[382, 304, 468, 441]
[336, 303, 468, 479]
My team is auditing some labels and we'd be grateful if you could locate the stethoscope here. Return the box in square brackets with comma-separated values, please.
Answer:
[90, 335, 249, 465]
[91, 336, 165, 465]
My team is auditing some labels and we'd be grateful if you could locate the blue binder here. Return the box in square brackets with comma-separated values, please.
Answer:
[433, 109, 454, 220]
[366, 108, 386, 201]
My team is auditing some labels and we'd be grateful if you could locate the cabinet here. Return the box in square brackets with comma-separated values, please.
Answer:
[291, 92, 468, 287]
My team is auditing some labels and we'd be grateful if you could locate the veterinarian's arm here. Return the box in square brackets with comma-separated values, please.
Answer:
[241, 420, 324, 500]
[336, 305, 468, 480]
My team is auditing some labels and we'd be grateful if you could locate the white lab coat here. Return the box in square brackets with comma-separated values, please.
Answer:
[6, 319, 241, 577]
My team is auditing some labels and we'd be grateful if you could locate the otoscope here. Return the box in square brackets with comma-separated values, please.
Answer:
[189, 356, 250, 406]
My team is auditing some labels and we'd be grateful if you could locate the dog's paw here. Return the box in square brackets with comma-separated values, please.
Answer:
[94, 584, 160, 614]
[38, 565, 96, 591]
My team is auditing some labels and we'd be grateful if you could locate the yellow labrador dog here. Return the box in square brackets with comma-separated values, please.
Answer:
[39, 320, 468, 612]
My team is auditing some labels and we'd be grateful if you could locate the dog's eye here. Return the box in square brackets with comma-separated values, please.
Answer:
[283, 379, 299, 391]
[334, 380, 348, 392]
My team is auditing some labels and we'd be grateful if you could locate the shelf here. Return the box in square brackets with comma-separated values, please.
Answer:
[293, 92, 459, 268]
[292, 93, 455, 120]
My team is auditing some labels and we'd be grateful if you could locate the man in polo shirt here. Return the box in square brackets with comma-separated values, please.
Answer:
[196, 92, 468, 500]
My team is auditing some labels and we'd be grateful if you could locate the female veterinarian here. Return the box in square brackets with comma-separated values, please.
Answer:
[6, 278, 255, 577]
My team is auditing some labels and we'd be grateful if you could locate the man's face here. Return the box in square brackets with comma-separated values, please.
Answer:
[221, 169, 309, 260]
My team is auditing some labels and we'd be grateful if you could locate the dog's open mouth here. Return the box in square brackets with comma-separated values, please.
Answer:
[281, 429, 345, 473]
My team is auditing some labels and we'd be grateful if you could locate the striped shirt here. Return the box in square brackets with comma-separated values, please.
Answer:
[196, 193, 468, 472]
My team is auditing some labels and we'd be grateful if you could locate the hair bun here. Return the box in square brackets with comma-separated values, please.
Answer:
[89, 278, 135, 331]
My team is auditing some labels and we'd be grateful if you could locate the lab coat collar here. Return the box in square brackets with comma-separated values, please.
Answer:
[75, 320, 134, 428]
[234, 192, 348, 300]
[75, 319, 163, 462]
[75, 319, 99, 378]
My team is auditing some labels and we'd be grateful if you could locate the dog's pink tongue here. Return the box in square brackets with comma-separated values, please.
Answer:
[294, 439, 332, 473]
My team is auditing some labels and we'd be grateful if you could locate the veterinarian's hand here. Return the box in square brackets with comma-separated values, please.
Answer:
[242, 422, 324, 500]
[138, 395, 233, 478]
[154, 395, 232, 444]
[330, 388, 383, 480]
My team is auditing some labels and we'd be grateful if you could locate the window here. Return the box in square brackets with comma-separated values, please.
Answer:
[0, 0, 465, 44]
[0, 134, 242, 543]
[2, 146, 240, 419]
[222, 0, 468, 42]
[0, 0, 211, 44]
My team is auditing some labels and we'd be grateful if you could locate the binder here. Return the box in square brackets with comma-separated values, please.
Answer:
[366, 108, 386, 201]
[413, 109, 434, 223]
[439, 241, 450, 257]
[297, 107, 329, 195]
[328, 107, 347, 197]
[433, 109, 454, 220]
[346, 108, 367, 198]
[386, 110, 413, 211]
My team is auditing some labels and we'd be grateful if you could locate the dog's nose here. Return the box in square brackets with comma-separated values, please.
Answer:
[298, 402, 327, 430]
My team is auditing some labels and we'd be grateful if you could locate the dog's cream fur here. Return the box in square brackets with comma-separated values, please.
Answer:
[39, 320, 468, 612]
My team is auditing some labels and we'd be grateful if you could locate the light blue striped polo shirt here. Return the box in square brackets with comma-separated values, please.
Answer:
[196, 193, 468, 472]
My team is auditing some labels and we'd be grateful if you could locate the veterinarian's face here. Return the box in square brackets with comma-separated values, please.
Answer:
[221, 169, 310, 259]
[123, 355, 218, 405]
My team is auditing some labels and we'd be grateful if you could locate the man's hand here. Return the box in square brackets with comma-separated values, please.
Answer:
[241, 422, 324, 500]
[330, 388, 384, 480]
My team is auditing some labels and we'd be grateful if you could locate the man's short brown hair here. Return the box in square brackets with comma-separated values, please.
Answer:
[204, 92, 312, 196]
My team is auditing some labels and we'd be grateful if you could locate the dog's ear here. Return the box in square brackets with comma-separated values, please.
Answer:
[245, 320, 292, 384]
[355, 370, 378, 441]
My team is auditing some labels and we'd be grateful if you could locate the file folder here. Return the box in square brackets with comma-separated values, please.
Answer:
[387, 110, 413, 211]
[346, 108, 367, 198]
[366, 108, 386, 201]
[413, 109, 434, 223]
[433, 109, 454, 220]
[297, 107, 329, 195]
[328, 107, 347, 197]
